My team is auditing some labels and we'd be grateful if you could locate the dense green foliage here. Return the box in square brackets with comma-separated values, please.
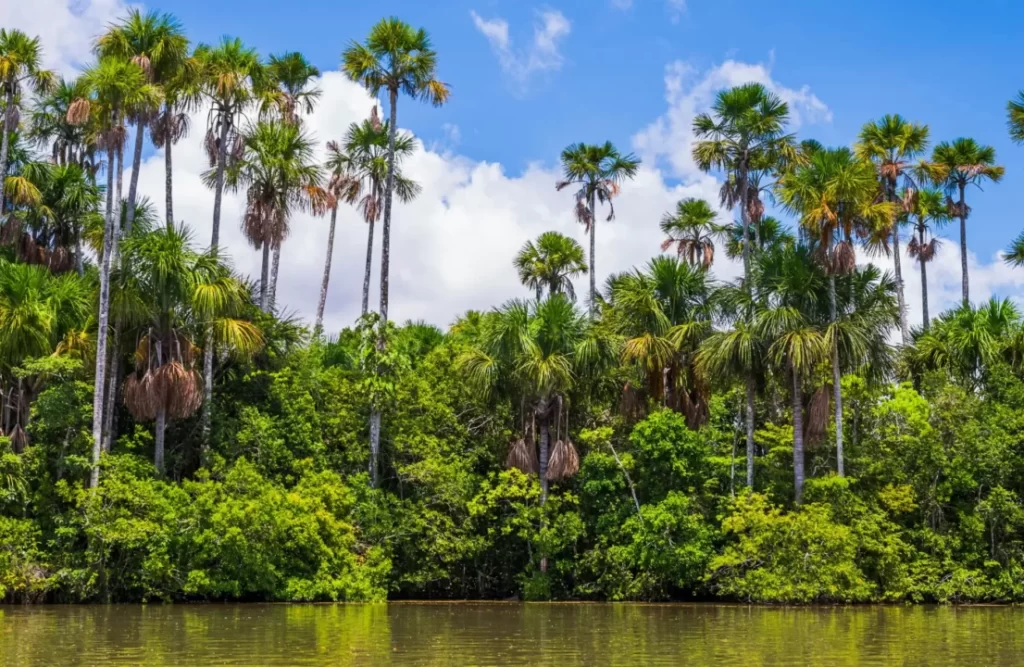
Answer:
[3, 14, 1024, 606]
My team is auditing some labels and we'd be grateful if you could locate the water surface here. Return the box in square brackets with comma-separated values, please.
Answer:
[2, 602, 1022, 665]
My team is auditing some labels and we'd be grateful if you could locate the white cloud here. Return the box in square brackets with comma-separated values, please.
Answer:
[470, 9, 571, 93]
[0, 0, 130, 75]
[610, 0, 687, 21]
[632, 58, 832, 180]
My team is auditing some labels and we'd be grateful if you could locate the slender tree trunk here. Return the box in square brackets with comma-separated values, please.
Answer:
[538, 403, 550, 505]
[201, 115, 230, 456]
[607, 439, 641, 515]
[154, 402, 166, 476]
[269, 243, 281, 311]
[379, 90, 399, 325]
[368, 408, 380, 487]
[588, 190, 597, 318]
[115, 142, 124, 227]
[745, 374, 755, 488]
[259, 243, 271, 311]
[792, 369, 805, 504]
[74, 229, 84, 277]
[90, 138, 119, 489]
[315, 205, 338, 336]
[0, 92, 13, 216]
[958, 182, 969, 306]
[829, 273, 845, 477]
[361, 212, 375, 317]
[164, 108, 174, 230]
[892, 223, 909, 345]
[102, 354, 118, 452]
[125, 117, 145, 233]
[920, 224, 930, 329]
[738, 158, 752, 298]
[210, 113, 230, 249]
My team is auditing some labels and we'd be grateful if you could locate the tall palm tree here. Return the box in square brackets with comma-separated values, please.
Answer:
[856, 114, 929, 344]
[329, 113, 420, 317]
[196, 37, 266, 251]
[556, 141, 640, 316]
[1007, 91, 1024, 146]
[150, 48, 201, 230]
[777, 146, 891, 477]
[262, 51, 321, 306]
[96, 10, 189, 233]
[0, 29, 55, 216]
[609, 256, 714, 428]
[114, 225, 262, 474]
[343, 18, 449, 326]
[904, 188, 949, 329]
[692, 83, 795, 295]
[264, 51, 321, 126]
[70, 57, 159, 487]
[28, 78, 89, 166]
[724, 215, 794, 259]
[659, 197, 724, 269]
[220, 120, 328, 311]
[927, 138, 1004, 305]
[514, 231, 587, 301]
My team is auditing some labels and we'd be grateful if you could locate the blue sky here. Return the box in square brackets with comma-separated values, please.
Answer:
[152, 0, 1022, 259]
[9, 0, 1024, 328]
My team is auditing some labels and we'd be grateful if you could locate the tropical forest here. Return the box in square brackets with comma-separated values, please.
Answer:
[5, 11, 1024, 607]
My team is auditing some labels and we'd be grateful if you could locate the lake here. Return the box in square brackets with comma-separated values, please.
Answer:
[1, 603, 1022, 665]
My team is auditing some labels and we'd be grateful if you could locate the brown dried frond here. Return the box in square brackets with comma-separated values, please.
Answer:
[204, 129, 218, 167]
[0, 215, 22, 245]
[124, 370, 159, 420]
[804, 385, 830, 446]
[67, 98, 91, 126]
[575, 200, 593, 231]
[9, 425, 28, 453]
[832, 240, 856, 276]
[132, 55, 153, 80]
[618, 382, 645, 422]
[45, 246, 72, 273]
[5, 105, 19, 129]
[230, 134, 244, 164]
[880, 161, 903, 181]
[505, 438, 539, 474]
[546, 439, 580, 481]
[160, 362, 203, 419]
[369, 105, 381, 131]
[701, 243, 714, 269]
[747, 193, 764, 222]
[946, 196, 970, 219]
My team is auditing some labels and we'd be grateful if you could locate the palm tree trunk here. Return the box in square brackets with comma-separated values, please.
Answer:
[588, 190, 597, 318]
[829, 273, 845, 477]
[91, 138, 119, 489]
[0, 91, 13, 216]
[259, 242, 271, 311]
[958, 182, 969, 306]
[102, 354, 119, 452]
[269, 243, 281, 311]
[538, 402, 550, 505]
[115, 142, 124, 228]
[125, 118, 145, 233]
[210, 113, 231, 249]
[164, 108, 174, 230]
[745, 373, 755, 488]
[738, 158, 752, 299]
[315, 205, 338, 337]
[892, 222, 909, 344]
[74, 229, 84, 277]
[379, 89, 399, 325]
[154, 402, 166, 476]
[368, 408, 380, 487]
[792, 369, 805, 504]
[920, 224, 929, 329]
[361, 213, 375, 317]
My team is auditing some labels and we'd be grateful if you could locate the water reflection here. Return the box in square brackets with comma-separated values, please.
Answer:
[2, 603, 1022, 666]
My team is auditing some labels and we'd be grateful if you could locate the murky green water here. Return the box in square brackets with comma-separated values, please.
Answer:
[2, 602, 1022, 665]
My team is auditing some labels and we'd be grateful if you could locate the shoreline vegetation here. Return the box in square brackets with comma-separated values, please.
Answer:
[3, 14, 1024, 606]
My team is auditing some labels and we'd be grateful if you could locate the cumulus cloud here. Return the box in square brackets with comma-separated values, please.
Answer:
[633, 58, 832, 180]
[470, 9, 571, 93]
[0, 0, 129, 75]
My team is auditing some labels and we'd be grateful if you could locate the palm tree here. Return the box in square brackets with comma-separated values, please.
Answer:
[96, 10, 189, 234]
[856, 114, 929, 344]
[150, 47, 201, 230]
[459, 295, 603, 505]
[608, 256, 714, 428]
[70, 56, 159, 487]
[0, 29, 55, 217]
[927, 138, 1004, 305]
[221, 120, 328, 311]
[1007, 91, 1024, 145]
[28, 78, 90, 166]
[692, 83, 795, 295]
[724, 215, 794, 259]
[329, 113, 420, 317]
[905, 188, 949, 329]
[556, 141, 640, 316]
[343, 17, 449, 326]
[659, 197, 724, 269]
[196, 37, 266, 251]
[777, 146, 891, 477]
[264, 51, 321, 125]
[114, 225, 262, 474]
[514, 231, 587, 301]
